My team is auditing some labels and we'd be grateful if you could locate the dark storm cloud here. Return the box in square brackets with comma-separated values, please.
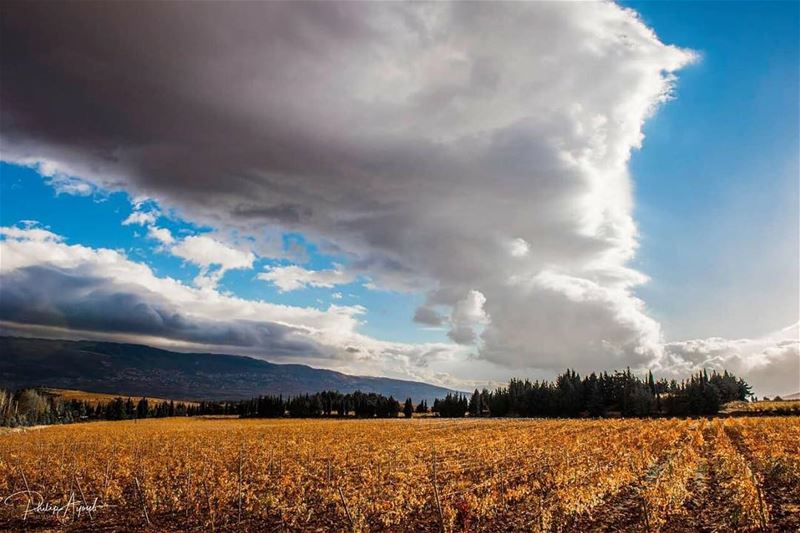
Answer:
[413, 306, 444, 327]
[0, 1, 696, 370]
[0, 265, 321, 356]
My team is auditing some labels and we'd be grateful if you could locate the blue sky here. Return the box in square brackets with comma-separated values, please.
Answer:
[0, 162, 437, 345]
[1, 1, 797, 394]
[626, 0, 799, 341]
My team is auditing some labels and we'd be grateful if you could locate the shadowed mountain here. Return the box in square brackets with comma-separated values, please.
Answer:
[0, 336, 457, 402]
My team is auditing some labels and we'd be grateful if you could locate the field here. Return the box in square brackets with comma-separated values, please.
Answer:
[40, 388, 199, 407]
[0, 417, 797, 532]
[720, 400, 800, 416]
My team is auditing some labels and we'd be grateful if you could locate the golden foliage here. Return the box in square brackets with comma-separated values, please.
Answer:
[0, 416, 796, 531]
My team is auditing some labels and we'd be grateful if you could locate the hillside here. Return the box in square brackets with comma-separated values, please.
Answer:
[40, 388, 199, 407]
[0, 336, 456, 402]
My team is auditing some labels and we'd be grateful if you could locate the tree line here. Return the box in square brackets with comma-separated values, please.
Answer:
[0, 389, 197, 427]
[236, 391, 404, 418]
[435, 368, 752, 418]
[0, 368, 754, 427]
[0, 388, 413, 427]
[196, 392, 435, 419]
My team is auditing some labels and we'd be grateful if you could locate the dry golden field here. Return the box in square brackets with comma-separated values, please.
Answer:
[720, 400, 800, 415]
[0, 417, 797, 532]
[40, 389, 199, 408]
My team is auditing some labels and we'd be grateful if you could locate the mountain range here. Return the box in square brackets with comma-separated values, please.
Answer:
[0, 336, 457, 402]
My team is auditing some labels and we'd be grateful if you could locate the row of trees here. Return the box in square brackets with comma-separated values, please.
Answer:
[236, 391, 404, 418]
[402, 398, 430, 417]
[0, 368, 753, 426]
[0, 388, 417, 427]
[0, 389, 197, 427]
[226, 393, 433, 419]
[223, 368, 752, 420]
[435, 369, 752, 418]
[95, 396, 196, 420]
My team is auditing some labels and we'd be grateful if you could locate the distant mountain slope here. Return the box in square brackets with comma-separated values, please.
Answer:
[0, 336, 457, 402]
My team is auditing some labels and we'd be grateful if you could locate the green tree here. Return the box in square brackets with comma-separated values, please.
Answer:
[403, 398, 413, 418]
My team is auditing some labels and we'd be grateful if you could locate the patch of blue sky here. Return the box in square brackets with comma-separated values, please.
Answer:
[354, 288, 445, 344]
[1, 162, 134, 250]
[623, 0, 799, 339]
[279, 232, 341, 270]
[1, 162, 447, 344]
[1, 162, 210, 284]
[220, 269, 446, 344]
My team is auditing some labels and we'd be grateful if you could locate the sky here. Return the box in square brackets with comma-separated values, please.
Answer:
[1, 1, 798, 397]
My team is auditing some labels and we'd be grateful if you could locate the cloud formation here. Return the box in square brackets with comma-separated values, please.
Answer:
[147, 226, 175, 246]
[662, 324, 800, 398]
[0, 1, 702, 373]
[0, 225, 467, 385]
[258, 264, 356, 292]
[122, 208, 158, 227]
[170, 235, 255, 289]
[20, 160, 97, 196]
[122, 205, 255, 288]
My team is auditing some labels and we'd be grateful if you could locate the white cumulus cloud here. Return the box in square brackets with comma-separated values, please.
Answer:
[170, 235, 255, 289]
[146, 226, 174, 245]
[662, 323, 800, 398]
[123, 209, 159, 227]
[258, 264, 355, 292]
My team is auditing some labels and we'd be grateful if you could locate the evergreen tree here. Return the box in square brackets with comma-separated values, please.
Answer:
[136, 397, 149, 419]
[415, 399, 428, 414]
[468, 389, 481, 416]
[403, 398, 413, 418]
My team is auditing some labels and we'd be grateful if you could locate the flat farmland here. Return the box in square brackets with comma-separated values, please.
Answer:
[1, 417, 797, 532]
